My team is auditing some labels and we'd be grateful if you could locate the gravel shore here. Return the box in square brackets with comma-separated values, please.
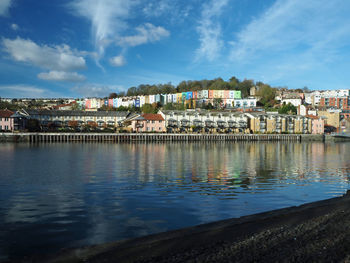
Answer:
[22, 191, 350, 262]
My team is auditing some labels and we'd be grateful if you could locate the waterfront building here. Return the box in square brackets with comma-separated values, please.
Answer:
[246, 113, 313, 134]
[307, 115, 325, 134]
[0, 109, 14, 131]
[159, 110, 249, 133]
[23, 110, 130, 129]
[130, 113, 166, 132]
[317, 110, 340, 131]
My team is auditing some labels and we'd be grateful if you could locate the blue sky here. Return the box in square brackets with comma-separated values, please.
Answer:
[1, 0, 350, 98]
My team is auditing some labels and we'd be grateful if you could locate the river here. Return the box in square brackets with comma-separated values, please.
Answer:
[0, 142, 349, 260]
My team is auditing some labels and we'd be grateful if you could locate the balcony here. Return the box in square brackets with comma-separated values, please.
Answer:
[217, 120, 227, 128]
[193, 120, 203, 127]
[205, 120, 215, 128]
[228, 121, 237, 128]
[180, 119, 190, 127]
[238, 121, 247, 128]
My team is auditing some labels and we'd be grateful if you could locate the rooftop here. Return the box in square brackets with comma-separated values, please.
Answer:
[142, 113, 164, 121]
[0, 109, 14, 118]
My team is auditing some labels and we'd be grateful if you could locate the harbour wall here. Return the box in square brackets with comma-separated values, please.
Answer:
[0, 133, 327, 143]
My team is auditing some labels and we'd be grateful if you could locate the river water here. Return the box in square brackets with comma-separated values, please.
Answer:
[0, 142, 349, 260]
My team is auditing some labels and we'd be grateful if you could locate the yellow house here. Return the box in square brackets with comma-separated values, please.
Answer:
[176, 93, 182, 104]
[317, 111, 340, 130]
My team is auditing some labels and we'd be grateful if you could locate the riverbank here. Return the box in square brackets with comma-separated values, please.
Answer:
[27, 191, 350, 263]
[0, 132, 327, 143]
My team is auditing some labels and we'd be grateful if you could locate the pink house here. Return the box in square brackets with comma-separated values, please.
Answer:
[131, 113, 166, 133]
[307, 115, 324, 134]
[0, 109, 14, 131]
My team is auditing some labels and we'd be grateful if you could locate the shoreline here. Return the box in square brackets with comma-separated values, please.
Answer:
[27, 191, 350, 262]
[0, 133, 330, 143]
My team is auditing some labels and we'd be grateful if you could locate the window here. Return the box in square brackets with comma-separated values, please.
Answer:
[5, 126, 8, 130]
[147, 120, 150, 123]
[152, 127, 155, 131]
[0, 118, 2, 121]
[5, 118, 8, 121]
[152, 120, 155, 124]
[147, 127, 150, 131]
[159, 127, 161, 130]
[159, 120, 162, 123]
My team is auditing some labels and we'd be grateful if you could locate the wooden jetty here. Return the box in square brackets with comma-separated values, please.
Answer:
[18, 133, 303, 143]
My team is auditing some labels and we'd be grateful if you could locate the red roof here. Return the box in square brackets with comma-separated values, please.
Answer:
[0, 109, 14, 118]
[306, 115, 319, 119]
[142, 113, 164, 121]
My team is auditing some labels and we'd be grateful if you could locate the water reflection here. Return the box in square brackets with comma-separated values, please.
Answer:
[0, 142, 350, 260]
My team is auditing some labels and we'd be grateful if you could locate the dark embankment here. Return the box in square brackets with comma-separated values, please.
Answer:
[13, 191, 350, 263]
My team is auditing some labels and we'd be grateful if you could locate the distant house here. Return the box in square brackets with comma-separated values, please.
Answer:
[340, 118, 350, 133]
[0, 109, 14, 131]
[53, 101, 77, 110]
[131, 113, 166, 133]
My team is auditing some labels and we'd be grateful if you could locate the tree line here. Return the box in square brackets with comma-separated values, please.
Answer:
[108, 77, 276, 99]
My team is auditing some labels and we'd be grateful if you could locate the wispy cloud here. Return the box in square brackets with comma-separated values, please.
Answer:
[142, 0, 192, 23]
[229, 0, 350, 63]
[117, 23, 170, 47]
[109, 55, 126, 67]
[71, 83, 122, 97]
[0, 84, 62, 98]
[195, 0, 228, 61]
[10, 23, 19, 31]
[68, 0, 170, 67]
[68, 0, 135, 59]
[0, 0, 12, 16]
[37, 71, 86, 82]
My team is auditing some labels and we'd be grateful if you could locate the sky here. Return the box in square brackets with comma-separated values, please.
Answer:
[1, 0, 350, 98]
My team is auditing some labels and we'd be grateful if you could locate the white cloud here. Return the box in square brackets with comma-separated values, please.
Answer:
[0, 0, 12, 16]
[195, 0, 228, 61]
[10, 23, 19, 31]
[110, 55, 126, 67]
[68, 0, 170, 65]
[0, 85, 61, 98]
[68, 0, 135, 58]
[71, 84, 122, 97]
[117, 23, 170, 47]
[38, 71, 86, 82]
[229, 0, 350, 63]
[142, 0, 193, 24]
[2, 37, 86, 71]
